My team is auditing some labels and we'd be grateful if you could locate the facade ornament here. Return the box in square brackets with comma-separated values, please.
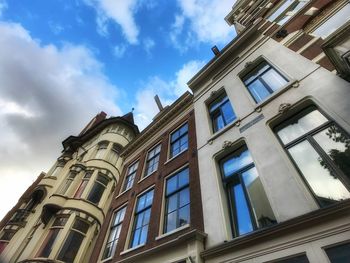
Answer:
[292, 81, 299, 88]
[210, 90, 217, 97]
[244, 61, 253, 68]
[278, 103, 292, 114]
[255, 107, 262, 113]
[235, 119, 241, 127]
[222, 140, 235, 149]
[208, 140, 213, 145]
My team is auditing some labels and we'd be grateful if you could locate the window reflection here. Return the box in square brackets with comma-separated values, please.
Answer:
[209, 93, 237, 132]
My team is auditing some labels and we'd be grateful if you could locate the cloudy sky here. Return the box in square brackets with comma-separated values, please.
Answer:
[0, 0, 236, 219]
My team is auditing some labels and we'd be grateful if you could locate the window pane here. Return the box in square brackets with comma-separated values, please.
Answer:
[87, 183, 105, 205]
[313, 4, 350, 38]
[178, 168, 189, 188]
[213, 114, 225, 131]
[261, 68, 287, 92]
[52, 216, 68, 227]
[37, 228, 60, 258]
[289, 140, 350, 205]
[57, 231, 85, 263]
[222, 148, 253, 177]
[73, 219, 89, 234]
[178, 205, 190, 226]
[165, 211, 177, 233]
[74, 180, 88, 198]
[222, 100, 236, 124]
[313, 125, 350, 179]
[242, 167, 276, 228]
[231, 183, 254, 235]
[167, 194, 178, 213]
[268, 0, 294, 21]
[325, 242, 350, 263]
[276, 108, 328, 144]
[247, 80, 271, 103]
[179, 188, 190, 207]
[97, 174, 109, 186]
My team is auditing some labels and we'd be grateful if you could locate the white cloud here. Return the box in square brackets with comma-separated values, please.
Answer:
[48, 21, 64, 35]
[113, 44, 127, 58]
[171, 0, 236, 50]
[0, 0, 7, 17]
[0, 21, 122, 219]
[83, 0, 139, 44]
[143, 37, 155, 56]
[134, 60, 205, 129]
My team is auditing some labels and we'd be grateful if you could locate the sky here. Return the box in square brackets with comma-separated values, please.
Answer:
[0, 0, 236, 219]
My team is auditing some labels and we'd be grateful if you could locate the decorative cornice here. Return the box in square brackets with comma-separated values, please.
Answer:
[278, 103, 292, 114]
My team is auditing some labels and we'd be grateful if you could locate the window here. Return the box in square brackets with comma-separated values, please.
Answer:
[102, 207, 126, 259]
[164, 168, 190, 233]
[220, 146, 276, 237]
[107, 143, 122, 164]
[145, 144, 161, 176]
[95, 141, 109, 159]
[36, 216, 68, 258]
[51, 165, 63, 177]
[170, 123, 189, 158]
[130, 190, 154, 248]
[275, 106, 350, 207]
[122, 162, 138, 192]
[209, 93, 237, 132]
[57, 218, 89, 263]
[242, 60, 288, 103]
[267, 254, 309, 263]
[0, 230, 15, 241]
[74, 172, 92, 198]
[312, 3, 350, 39]
[325, 242, 350, 263]
[87, 174, 109, 205]
[58, 172, 77, 195]
[268, 0, 309, 25]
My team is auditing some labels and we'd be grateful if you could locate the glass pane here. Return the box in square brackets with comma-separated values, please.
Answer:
[178, 168, 189, 188]
[268, 0, 294, 21]
[165, 211, 177, 233]
[313, 125, 350, 180]
[213, 114, 225, 131]
[209, 95, 226, 113]
[131, 228, 141, 248]
[97, 174, 109, 186]
[145, 190, 154, 208]
[59, 180, 73, 195]
[179, 123, 188, 135]
[178, 205, 190, 226]
[102, 242, 113, 259]
[142, 209, 151, 225]
[57, 231, 85, 263]
[276, 1, 308, 25]
[276, 108, 328, 145]
[313, 4, 350, 38]
[87, 183, 105, 205]
[222, 147, 253, 177]
[139, 226, 148, 244]
[261, 68, 287, 92]
[222, 100, 236, 125]
[37, 228, 60, 257]
[171, 129, 180, 142]
[243, 62, 270, 84]
[179, 188, 190, 207]
[107, 228, 117, 243]
[53, 216, 68, 227]
[166, 176, 177, 195]
[167, 194, 178, 213]
[275, 254, 309, 263]
[242, 167, 276, 228]
[74, 180, 88, 198]
[171, 140, 180, 157]
[325, 242, 350, 263]
[232, 183, 253, 235]
[73, 219, 89, 233]
[289, 141, 350, 205]
[248, 80, 271, 103]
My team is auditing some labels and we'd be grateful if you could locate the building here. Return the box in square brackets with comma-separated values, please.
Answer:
[1, 0, 350, 262]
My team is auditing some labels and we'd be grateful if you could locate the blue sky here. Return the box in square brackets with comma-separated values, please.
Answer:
[0, 0, 236, 218]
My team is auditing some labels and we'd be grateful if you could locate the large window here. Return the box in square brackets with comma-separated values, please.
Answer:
[130, 190, 154, 248]
[122, 162, 138, 192]
[87, 174, 109, 205]
[170, 123, 188, 158]
[58, 172, 77, 195]
[164, 168, 190, 233]
[325, 242, 350, 263]
[268, 0, 309, 25]
[220, 146, 276, 237]
[74, 171, 92, 198]
[209, 93, 236, 132]
[36, 216, 68, 258]
[95, 141, 109, 159]
[57, 218, 89, 263]
[144, 144, 161, 176]
[102, 206, 126, 259]
[275, 106, 350, 207]
[312, 3, 350, 39]
[242, 60, 288, 103]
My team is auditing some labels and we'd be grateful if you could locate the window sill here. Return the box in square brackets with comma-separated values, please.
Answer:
[120, 244, 145, 255]
[100, 256, 113, 262]
[138, 170, 157, 184]
[116, 188, 131, 198]
[164, 149, 188, 165]
[155, 224, 190, 241]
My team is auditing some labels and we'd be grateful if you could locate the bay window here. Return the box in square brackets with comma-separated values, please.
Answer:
[87, 174, 109, 205]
